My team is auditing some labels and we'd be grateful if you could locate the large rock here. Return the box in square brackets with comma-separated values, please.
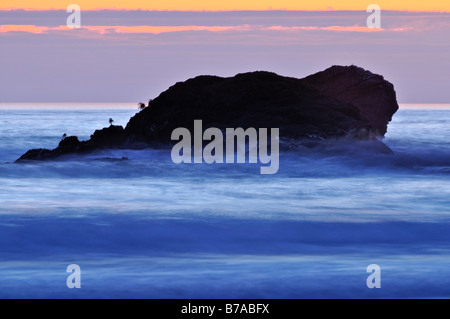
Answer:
[302, 65, 398, 136]
[17, 65, 399, 161]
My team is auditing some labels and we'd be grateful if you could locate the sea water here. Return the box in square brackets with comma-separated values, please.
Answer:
[0, 103, 449, 298]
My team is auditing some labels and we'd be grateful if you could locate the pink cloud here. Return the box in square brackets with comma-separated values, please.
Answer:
[0, 24, 412, 35]
[322, 25, 411, 32]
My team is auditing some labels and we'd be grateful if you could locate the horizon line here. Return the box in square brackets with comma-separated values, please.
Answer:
[1, 103, 450, 106]
[1, 8, 450, 13]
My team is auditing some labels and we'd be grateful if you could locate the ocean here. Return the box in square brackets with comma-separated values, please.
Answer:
[0, 103, 449, 298]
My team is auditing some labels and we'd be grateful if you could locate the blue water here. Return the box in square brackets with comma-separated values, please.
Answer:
[0, 104, 449, 298]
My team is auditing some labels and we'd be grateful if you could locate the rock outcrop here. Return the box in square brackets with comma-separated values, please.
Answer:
[17, 65, 399, 161]
[302, 65, 398, 136]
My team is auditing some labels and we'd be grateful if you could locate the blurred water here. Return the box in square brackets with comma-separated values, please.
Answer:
[0, 104, 449, 298]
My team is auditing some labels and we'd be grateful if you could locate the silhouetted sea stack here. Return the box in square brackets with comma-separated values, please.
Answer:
[18, 65, 399, 161]
[303, 65, 398, 136]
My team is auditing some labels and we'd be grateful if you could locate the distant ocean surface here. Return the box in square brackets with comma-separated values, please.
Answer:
[0, 103, 449, 298]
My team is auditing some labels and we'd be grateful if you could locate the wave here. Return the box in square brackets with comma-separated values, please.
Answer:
[1, 215, 449, 298]
[1, 215, 449, 259]
[2, 140, 450, 179]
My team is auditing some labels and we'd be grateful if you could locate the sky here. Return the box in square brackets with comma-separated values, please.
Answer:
[0, 2, 449, 103]
[1, 0, 449, 11]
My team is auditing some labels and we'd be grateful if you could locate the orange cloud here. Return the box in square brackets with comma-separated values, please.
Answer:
[0, 25, 74, 33]
[0, 25, 48, 33]
[0, 0, 449, 11]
